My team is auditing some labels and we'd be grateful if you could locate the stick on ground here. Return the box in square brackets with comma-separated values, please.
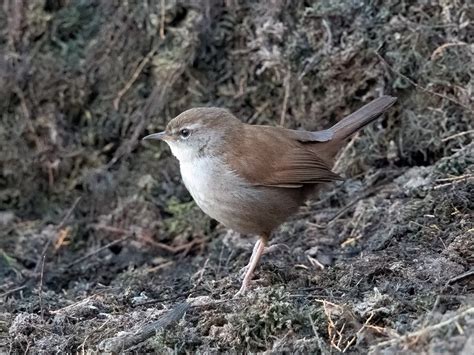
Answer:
[98, 302, 191, 352]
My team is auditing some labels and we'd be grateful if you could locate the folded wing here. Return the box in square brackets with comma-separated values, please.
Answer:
[225, 125, 342, 188]
[225, 96, 396, 189]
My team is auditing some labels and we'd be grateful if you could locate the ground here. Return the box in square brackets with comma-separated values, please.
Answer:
[0, 1, 473, 353]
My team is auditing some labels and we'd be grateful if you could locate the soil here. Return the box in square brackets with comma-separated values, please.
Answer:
[1, 1, 473, 354]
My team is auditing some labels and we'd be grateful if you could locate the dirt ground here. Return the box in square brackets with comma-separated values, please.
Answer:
[1, 1, 473, 353]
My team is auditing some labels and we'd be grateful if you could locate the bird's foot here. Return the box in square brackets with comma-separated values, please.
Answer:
[234, 237, 267, 296]
[233, 282, 248, 298]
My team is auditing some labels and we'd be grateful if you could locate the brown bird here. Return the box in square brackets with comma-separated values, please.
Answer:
[143, 96, 397, 295]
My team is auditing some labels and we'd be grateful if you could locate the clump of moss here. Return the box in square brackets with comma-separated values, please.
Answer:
[162, 197, 211, 237]
[228, 289, 302, 349]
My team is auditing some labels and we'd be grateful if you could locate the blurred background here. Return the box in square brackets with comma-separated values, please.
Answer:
[1, 0, 472, 353]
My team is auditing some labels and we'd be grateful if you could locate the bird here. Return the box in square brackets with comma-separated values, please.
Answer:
[143, 95, 397, 295]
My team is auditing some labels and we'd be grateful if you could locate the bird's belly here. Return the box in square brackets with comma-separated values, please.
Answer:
[180, 158, 302, 235]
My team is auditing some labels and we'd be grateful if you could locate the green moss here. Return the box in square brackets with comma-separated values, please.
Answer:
[226, 288, 307, 351]
[0, 249, 22, 277]
[163, 197, 211, 236]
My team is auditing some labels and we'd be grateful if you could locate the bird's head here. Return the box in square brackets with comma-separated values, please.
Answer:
[143, 107, 242, 162]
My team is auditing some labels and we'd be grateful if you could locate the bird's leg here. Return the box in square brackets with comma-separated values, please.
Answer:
[238, 241, 288, 279]
[238, 239, 261, 278]
[235, 234, 268, 296]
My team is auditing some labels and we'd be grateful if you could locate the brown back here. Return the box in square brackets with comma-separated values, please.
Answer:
[225, 96, 397, 188]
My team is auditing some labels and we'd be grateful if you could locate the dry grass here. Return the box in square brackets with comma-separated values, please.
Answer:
[1, 0, 472, 353]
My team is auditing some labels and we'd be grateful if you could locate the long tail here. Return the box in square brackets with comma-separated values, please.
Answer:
[329, 96, 397, 141]
[311, 96, 397, 163]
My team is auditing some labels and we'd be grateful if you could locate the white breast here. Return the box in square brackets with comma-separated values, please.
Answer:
[176, 154, 301, 235]
[181, 157, 237, 207]
[179, 156, 258, 223]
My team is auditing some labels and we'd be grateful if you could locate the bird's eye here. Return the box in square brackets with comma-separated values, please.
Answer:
[179, 128, 190, 139]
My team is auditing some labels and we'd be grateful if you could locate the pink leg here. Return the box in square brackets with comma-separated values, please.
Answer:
[239, 239, 261, 277]
[235, 236, 267, 296]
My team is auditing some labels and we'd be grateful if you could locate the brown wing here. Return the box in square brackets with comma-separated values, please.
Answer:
[224, 125, 342, 188]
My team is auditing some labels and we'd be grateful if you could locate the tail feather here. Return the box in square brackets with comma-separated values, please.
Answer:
[329, 96, 397, 142]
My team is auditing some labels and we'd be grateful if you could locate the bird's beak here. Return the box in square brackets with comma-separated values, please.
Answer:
[142, 132, 168, 141]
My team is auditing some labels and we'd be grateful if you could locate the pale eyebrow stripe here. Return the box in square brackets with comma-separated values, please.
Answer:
[185, 122, 202, 130]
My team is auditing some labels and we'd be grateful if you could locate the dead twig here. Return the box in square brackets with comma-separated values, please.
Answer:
[280, 71, 291, 126]
[307, 255, 325, 270]
[33, 197, 82, 277]
[66, 233, 133, 268]
[371, 307, 474, 350]
[435, 174, 472, 183]
[0, 285, 27, 299]
[53, 196, 82, 252]
[340, 235, 362, 248]
[98, 301, 191, 352]
[333, 133, 359, 174]
[113, 46, 158, 110]
[89, 224, 133, 235]
[160, 0, 166, 39]
[51, 295, 96, 315]
[107, 10, 202, 171]
[39, 255, 46, 320]
[146, 261, 175, 274]
[140, 232, 208, 256]
[430, 42, 468, 61]
[328, 184, 386, 224]
[315, 299, 349, 352]
[433, 175, 473, 190]
[309, 314, 329, 355]
[376, 52, 473, 113]
[191, 258, 209, 284]
[342, 336, 356, 353]
[131, 292, 191, 308]
[13, 86, 41, 147]
[106, 66, 181, 169]
[322, 18, 332, 53]
[53, 227, 71, 251]
[441, 129, 474, 142]
[58, 197, 82, 229]
[447, 269, 474, 285]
